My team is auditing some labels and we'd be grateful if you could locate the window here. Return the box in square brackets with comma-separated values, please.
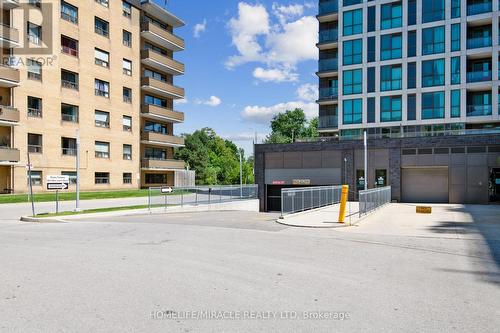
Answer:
[61, 1, 78, 24]
[122, 1, 132, 18]
[95, 48, 109, 67]
[467, 91, 492, 116]
[380, 65, 402, 91]
[61, 172, 77, 185]
[380, 33, 402, 60]
[422, 0, 445, 23]
[381, 2, 402, 30]
[145, 42, 168, 56]
[343, 9, 362, 36]
[380, 96, 402, 122]
[407, 62, 416, 89]
[27, 22, 41, 45]
[61, 137, 77, 156]
[95, 79, 110, 98]
[367, 37, 375, 63]
[422, 91, 445, 119]
[451, 0, 461, 18]
[123, 144, 132, 160]
[343, 39, 362, 65]
[123, 30, 132, 47]
[122, 59, 132, 76]
[123, 87, 132, 103]
[367, 67, 375, 93]
[344, 0, 362, 6]
[451, 24, 461, 52]
[451, 90, 461, 118]
[407, 31, 416, 57]
[144, 121, 168, 135]
[367, 6, 376, 32]
[422, 26, 445, 55]
[343, 69, 362, 95]
[61, 69, 79, 90]
[422, 59, 445, 87]
[123, 173, 132, 184]
[61, 35, 78, 57]
[145, 174, 167, 185]
[95, 111, 110, 128]
[28, 171, 42, 186]
[27, 59, 42, 81]
[28, 133, 42, 153]
[27, 96, 42, 118]
[408, 0, 416, 25]
[145, 95, 167, 108]
[451, 57, 461, 85]
[95, 17, 109, 37]
[343, 99, 362, 124]
[61, 104, 78, 122]
[123, 116, 132, 132]
[407, 94, 416, 120]
[95, 142, 110, 159]
[95, 0, 109, 8]
[95, 172, 110, 184]
[467, 25, 492, 49]
[367, 97, 375, 123]
[28, 0, 41, 8]
[145, 147, 167, 160]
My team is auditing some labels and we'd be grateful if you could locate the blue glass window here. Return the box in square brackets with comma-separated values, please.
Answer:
[367, 97, 375, 123]
[422, 0, 445, 23]
[451, 0, 461, 18]
[343, 39, 362, 65]
[367, 67, 375, 93]
[367, 6, 376, 32]
[407, 31, 416, 57]
[343, 9, 363, 36]
[381, 2, 402, 30]
[343, 99, 362, 124]
[422, 91, 445, 119]
[344, 0, 362, 6]
[380, 64, 402, 91]
[367, 36, 376, 62]
[422, 59, 445, 87]
[408, 0, 416, 25]
[343, 69, 363, 95]
[467, 91, 492, 116]
[451, 90, 461, 118]
[380, 96, 402, 122]
[451, 24, 461, 52]
[422, 26, 445, 55]
[380, 33, 402, 60]
[451, 57, 461, 85]
[407, 62, 416, 89]
[407, 94, 416, 120]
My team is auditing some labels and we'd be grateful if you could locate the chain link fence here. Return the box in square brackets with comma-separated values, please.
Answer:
[147, 185, 258, 211]
[358, 186, 391, 218]
[281, 186, 343, 217]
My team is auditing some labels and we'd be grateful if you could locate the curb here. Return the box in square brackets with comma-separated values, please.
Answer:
[20, 216, 67, 223]
[279, 203, 339, 220]
[276, 218, 350, 228]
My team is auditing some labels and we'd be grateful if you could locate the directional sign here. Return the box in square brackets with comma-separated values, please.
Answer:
[46, 175, 70, 191]
[161, 186, 173, 194]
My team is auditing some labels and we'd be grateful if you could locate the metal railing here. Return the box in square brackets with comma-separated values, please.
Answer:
[359, 186, 391, 218]
[281, 185, 343, 217]
[148, 185, 258, 211]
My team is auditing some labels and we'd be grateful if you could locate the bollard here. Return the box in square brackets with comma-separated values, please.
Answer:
[338, 185, 349, 223]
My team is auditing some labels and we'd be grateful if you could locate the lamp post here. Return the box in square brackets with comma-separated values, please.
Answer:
[239, 149, 243, 198]
[364, 130, 368, 191]
[75, 129, 81, 212]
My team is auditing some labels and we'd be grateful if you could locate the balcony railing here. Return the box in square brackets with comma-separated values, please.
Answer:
[95, 120, 110, 128]
[28, 145, 42, 153]
[318, 115, 338, 129]
[62, 148, 77, 156]
[0, 23, 19, 44]
[467, 2, 492, 15]
[318, 58, 338, 72]
[0, 147, 20, 162]
[319, 28, 338, 44]
[141, 132, 185, 146]
[141, 158, 185, 170]
[61, 113, 78, 123]
[141, 104, 185, 122]
[467, 36, 492, 49]
[0, 106, 19, 123]
[467, 105, 492, 117]
[141, 21, 184, 51]
[319, 0, 338, 16]
[95, 151, 110, 159]
[61, 46, 78, 57]
[61, 12, 78, 24]
[62, 80, 79, 90]
[319, 87, 338, 100]
[27, 108, 42, 118]
[466, 70, 492, 82]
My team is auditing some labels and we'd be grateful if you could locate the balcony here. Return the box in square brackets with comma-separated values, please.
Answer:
[318, 115, 338, 130]
[141, 49, 184, 76]
[466, 70, 492, 82]
[0, 65, 20, 87]
[141, 21, 184, 51]
[141, 158, 185, 170]
[141, 76, 185, 99]
[318, 87, 338, 101]
[318, 1, 338, 16]
[1, 0, 20, 10]
[467, 36, 492, 49]
[467, 105, 492, 117]
[0, 106, 19, 124]
[467, 2, 492, 16]
[317, 59, 338, 76]
[141, 131, 185, 147]
[0, 147, 19, 163]
[0, 23, 19, 47]
[319, 28, 338, 44]
[141, 104, 184, 123]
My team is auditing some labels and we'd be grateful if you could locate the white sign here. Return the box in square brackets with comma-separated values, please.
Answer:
[161, 186, 173, 194]
[46, 175, 70, 191]
[47, 175, 70, 183]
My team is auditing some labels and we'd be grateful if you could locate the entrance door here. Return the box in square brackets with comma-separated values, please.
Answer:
[489, 168, 500, 202]
[402, 168, 449, 203]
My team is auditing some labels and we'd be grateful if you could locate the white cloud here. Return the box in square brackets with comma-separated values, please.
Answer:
[296, 83, 318, 102]
[222, 132, 267, 142]
[193, 19, 207, 38]
[253, 67, 298, 82]
[272, 3, 304, 25]
[242, 101, 318, 124]
[176, 98, 188, 104]
[197, 96, 222, 107]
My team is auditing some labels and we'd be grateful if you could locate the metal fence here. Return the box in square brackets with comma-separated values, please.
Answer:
[281, 185, 343, 217]
[147, 184, 258, 211]
[358, 186, 391, 218]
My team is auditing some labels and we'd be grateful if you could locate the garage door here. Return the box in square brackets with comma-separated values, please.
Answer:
[402, 168, 449, 203]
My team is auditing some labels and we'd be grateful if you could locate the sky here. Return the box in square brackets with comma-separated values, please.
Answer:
[157, 0, 319, 155]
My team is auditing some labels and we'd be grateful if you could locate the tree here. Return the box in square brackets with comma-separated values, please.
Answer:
[265, 109, 319, 143]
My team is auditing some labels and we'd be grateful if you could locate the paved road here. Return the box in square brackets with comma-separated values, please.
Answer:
[1, 207, 499, 332]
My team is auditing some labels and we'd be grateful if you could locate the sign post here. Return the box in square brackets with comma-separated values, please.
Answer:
[46, 175, 70, 214]
[27, 153, 35, 217]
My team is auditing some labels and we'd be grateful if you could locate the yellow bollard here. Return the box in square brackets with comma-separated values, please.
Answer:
[338, 185, 349, 223]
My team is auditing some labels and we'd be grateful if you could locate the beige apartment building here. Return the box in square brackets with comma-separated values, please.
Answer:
[0, 0, 189, 194]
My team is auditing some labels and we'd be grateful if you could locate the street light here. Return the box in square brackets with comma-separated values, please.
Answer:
[239, 149, 243, 198]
